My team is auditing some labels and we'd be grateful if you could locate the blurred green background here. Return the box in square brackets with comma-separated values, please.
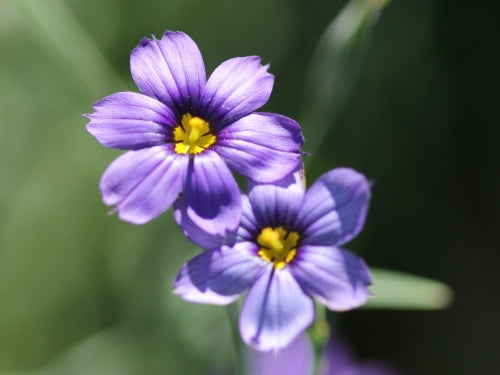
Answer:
[0, 0, 498, 374]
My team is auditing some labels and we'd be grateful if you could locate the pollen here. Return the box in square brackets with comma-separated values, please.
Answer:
[173, 113, 216, 154]
[257, 227, 300, 270]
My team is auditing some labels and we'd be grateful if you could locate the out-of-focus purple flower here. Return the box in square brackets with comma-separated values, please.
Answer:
[246, 333, 314, 375]
[86, 31, 303, 235]
[174, 167, 372, 351]
[319, 337, 399, 375]
[247, 334, 399, 375]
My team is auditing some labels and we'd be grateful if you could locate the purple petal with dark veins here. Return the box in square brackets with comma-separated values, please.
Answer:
[290, 245, 372, 311]
[247, 167, 306, 229]
[237, 194, 259, 242]
[239, 268, 314, 352]
[86, 91, 176, 150]
[200, 56, 274, 130]
[100, 145, 187, 224]
[174, 195, 234, 249]
[296, 168, 371, 247]
[130, 31, 206, 117]
[183, 150, 241, 236]
[174, 242, 265, 305]
[214, 113, 303, 183]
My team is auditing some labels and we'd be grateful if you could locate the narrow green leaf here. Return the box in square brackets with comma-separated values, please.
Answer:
[365, 267, 453, 310]
[299, 0, 391, 159]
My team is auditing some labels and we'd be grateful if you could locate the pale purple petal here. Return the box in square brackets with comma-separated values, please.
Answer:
[86, 92, 176, 150]
[290, 245, 372, 311]
[239, 268, 314, 352]
[183, 150, 241, 236]
[319, 336, 355, 375]
[100, 145, 187, 224]
[320, 336, 399, 375]
[247, 167, 306, 229]
[173, 242, 265, 305]
[246, 333, 314, 375]
[130, 31, 206, 117]
[296, 168, 371, 246]
[200, 56, 274, 130]
[174, 193, 249, 248]
[214, 113, 304, 183]
[237, 194, 259, 242]
[173, 196, 227, 249]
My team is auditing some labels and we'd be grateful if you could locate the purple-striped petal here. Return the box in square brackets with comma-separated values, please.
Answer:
[237, 194, 259, 242]
[183, 150, 241, 236]
[130, 31, 206, 117]
[247, 167, 306, 229]
[174, 242, 265, 305]
[200, 56, 274, 130]
[246, 333, 314, 375]
[290, 245, 372, 311]
[173, 196, 227, 249]
[296, 168, 371, 247]
[214, 113, 304, 183]
[174, 193, 251, 248]
[86, 92, 176, 150]
[239, 268, 314, 352]
[100, 145, 186, 224]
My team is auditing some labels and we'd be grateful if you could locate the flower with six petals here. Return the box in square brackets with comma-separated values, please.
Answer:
[86, 31, 303, 235]
[174, 167, 372, 351]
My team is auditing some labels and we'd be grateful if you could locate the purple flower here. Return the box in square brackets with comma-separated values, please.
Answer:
[246, 334, 399, 375]
[86, 31, 303, 235]
[319, 337, 399, 375]
[246, 333, 314, 375]
[174, 167, 372, 351]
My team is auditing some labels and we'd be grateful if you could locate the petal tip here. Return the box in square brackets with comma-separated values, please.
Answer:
[117, 209, 153, 225]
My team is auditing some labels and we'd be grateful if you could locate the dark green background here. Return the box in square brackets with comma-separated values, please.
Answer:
[0, 0, 498, 374]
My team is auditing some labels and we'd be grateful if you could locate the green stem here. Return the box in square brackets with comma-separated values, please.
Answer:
[308, 303, 330, 375]
[226, 303, 245, 375]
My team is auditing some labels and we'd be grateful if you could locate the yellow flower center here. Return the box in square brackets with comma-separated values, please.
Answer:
[257, 227, 300, 270]
[173, 114, 216, 154]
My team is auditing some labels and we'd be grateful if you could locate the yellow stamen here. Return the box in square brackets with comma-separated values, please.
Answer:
[173, 114, 216, 154]
[257, 227, 300, 270]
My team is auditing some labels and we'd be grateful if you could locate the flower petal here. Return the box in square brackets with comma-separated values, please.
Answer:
[130, 31, 206, 117]
[320, 336, 399, 375]
[174, 195, 235, 249]
[214, 113, 304, 183]
[246, 333, 314, 375]
[174, 191, 253, 248]
[290, 245, 372, 311]
[318, 336, 354, 374]
[296, 168, 371, 246]
[174, 242, 265, 305]
[239, 268, 314, 352]
[100, 145, 187, 224]
[86, 92, 176, 150]
[183, 150, 241, 236]
[247, 167, 306, 229]
[200, 56, 274, 130]
[237, 194, 259, 242]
